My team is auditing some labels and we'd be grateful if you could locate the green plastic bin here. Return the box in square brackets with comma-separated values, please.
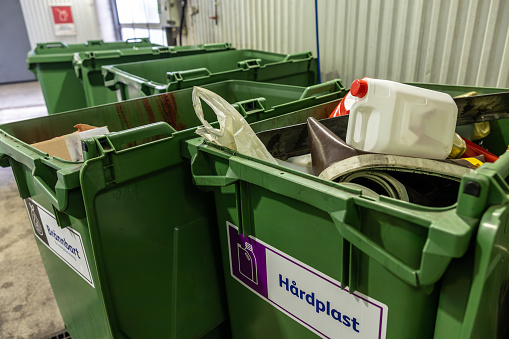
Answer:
[0, 80, 345, 338]
[186, 84, 509, 339]
[73, 42, 233, 108]
[27, 38, 161, 114]
[102, 50, 318, 100]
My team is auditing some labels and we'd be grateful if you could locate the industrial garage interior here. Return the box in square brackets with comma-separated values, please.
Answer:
[1, 0, 509, 338]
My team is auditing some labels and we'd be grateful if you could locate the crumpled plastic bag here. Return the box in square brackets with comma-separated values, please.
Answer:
[193, 86, 277, 164]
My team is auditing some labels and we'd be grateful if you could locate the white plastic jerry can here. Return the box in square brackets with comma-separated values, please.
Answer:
[345, 78, 458, 160]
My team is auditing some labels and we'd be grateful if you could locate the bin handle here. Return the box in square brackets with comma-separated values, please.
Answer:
[31, 161, 68, 211]
[326, 189, 474, 288]
[237, 59, 261, 69]
[486, 149, 509, 178]
[330, 211, 426, 287]
[283, 51, 313, 62]
[190, 149, 239, 187]
[331, 197, 472, 288]
[38, 42, 69, 49]
[105, 122, 176, 151]
[152, 46, 170, 54]
[456, 149, 509, 220]
[32, 175, 59, 208]
[140, 83, 157, 97]
[126, 37, 150, 43]
[231, 97, 266, 116]
[299, 80, 345, 99]
[102, 65, 120, 88]
[201, 42, 232, 50]
[167, 68, 212, 82]
[86, 40, 104, 46]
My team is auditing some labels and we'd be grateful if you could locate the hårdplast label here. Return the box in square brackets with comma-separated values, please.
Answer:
[227, 222, 388, 339]
[25, 198, 94, 287]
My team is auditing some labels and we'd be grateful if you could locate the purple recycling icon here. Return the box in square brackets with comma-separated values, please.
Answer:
[238, 242, 258, 284]
[228, 223, 268, 298]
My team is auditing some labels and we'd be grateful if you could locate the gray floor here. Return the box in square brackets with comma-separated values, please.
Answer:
[0, 82, 65, 338]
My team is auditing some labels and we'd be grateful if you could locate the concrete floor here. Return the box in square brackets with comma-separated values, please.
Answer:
[0, 81, 65, 338]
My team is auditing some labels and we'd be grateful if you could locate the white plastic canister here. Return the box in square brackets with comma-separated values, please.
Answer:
[345, 78, 458, 160]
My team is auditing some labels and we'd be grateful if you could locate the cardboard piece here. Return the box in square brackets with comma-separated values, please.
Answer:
[32, 136, 74, 161]
[31, 126, 109, 161]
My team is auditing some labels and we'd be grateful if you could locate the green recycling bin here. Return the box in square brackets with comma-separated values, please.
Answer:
[26, 38, 161, 114]
[186, 84, 509, 339]
[73, 42, 233, 108]
[102, 50, 318, 101]
[0, 80, 345, 339]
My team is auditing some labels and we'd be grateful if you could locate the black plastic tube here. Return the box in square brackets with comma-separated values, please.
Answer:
[179, 0, 187, 46]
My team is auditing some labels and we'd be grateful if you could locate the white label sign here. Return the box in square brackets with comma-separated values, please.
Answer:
[51, 6, 77, 36]
[25, 198, 94, 287]
[227, 222, 387, 338]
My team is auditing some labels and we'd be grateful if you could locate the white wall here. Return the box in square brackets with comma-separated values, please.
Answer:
[94, 0, 119, 42]
[317, 0, 509, 88]
[20, 0, 102, 48]
[187, 0, 317, 55]
[187, 0, 509, 88]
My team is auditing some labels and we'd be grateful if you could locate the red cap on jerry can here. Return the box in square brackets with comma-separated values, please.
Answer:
[350, 79, 368, 98]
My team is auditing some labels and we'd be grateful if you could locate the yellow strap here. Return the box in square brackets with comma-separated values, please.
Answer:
[462, 157, 484, 168]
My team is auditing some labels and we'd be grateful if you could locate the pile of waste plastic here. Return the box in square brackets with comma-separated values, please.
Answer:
[193, 78, 507, 207]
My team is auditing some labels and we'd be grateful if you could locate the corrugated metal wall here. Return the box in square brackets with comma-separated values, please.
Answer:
[187, 0, 317, 55]
[188, 0, 509, 88]
[20, 0, 101, 48]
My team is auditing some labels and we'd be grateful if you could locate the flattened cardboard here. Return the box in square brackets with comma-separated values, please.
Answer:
[31, 126, 108, 161]
[31, 136, 73, 161]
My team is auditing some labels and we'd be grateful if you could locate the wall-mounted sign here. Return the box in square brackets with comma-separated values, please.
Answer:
[51, 5, 76, 36]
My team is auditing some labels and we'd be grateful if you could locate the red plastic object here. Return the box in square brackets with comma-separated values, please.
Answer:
[328, 78, 370, 118]
[338, 97, 348, 116]
[460, 137, 499, 163]
[350, 79, 368, 98]
[329, 94, 351, 118]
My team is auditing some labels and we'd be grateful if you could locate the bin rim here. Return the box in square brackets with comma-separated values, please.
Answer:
[404, 81, 508, 92]
[72, 42, 235, 63]
[102, 49, 315, 70]
[100, 49, 317, 91]
[26, 38, 161, 65]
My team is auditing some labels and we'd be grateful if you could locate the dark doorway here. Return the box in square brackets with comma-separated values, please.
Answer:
[0, 0, 35, 84]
